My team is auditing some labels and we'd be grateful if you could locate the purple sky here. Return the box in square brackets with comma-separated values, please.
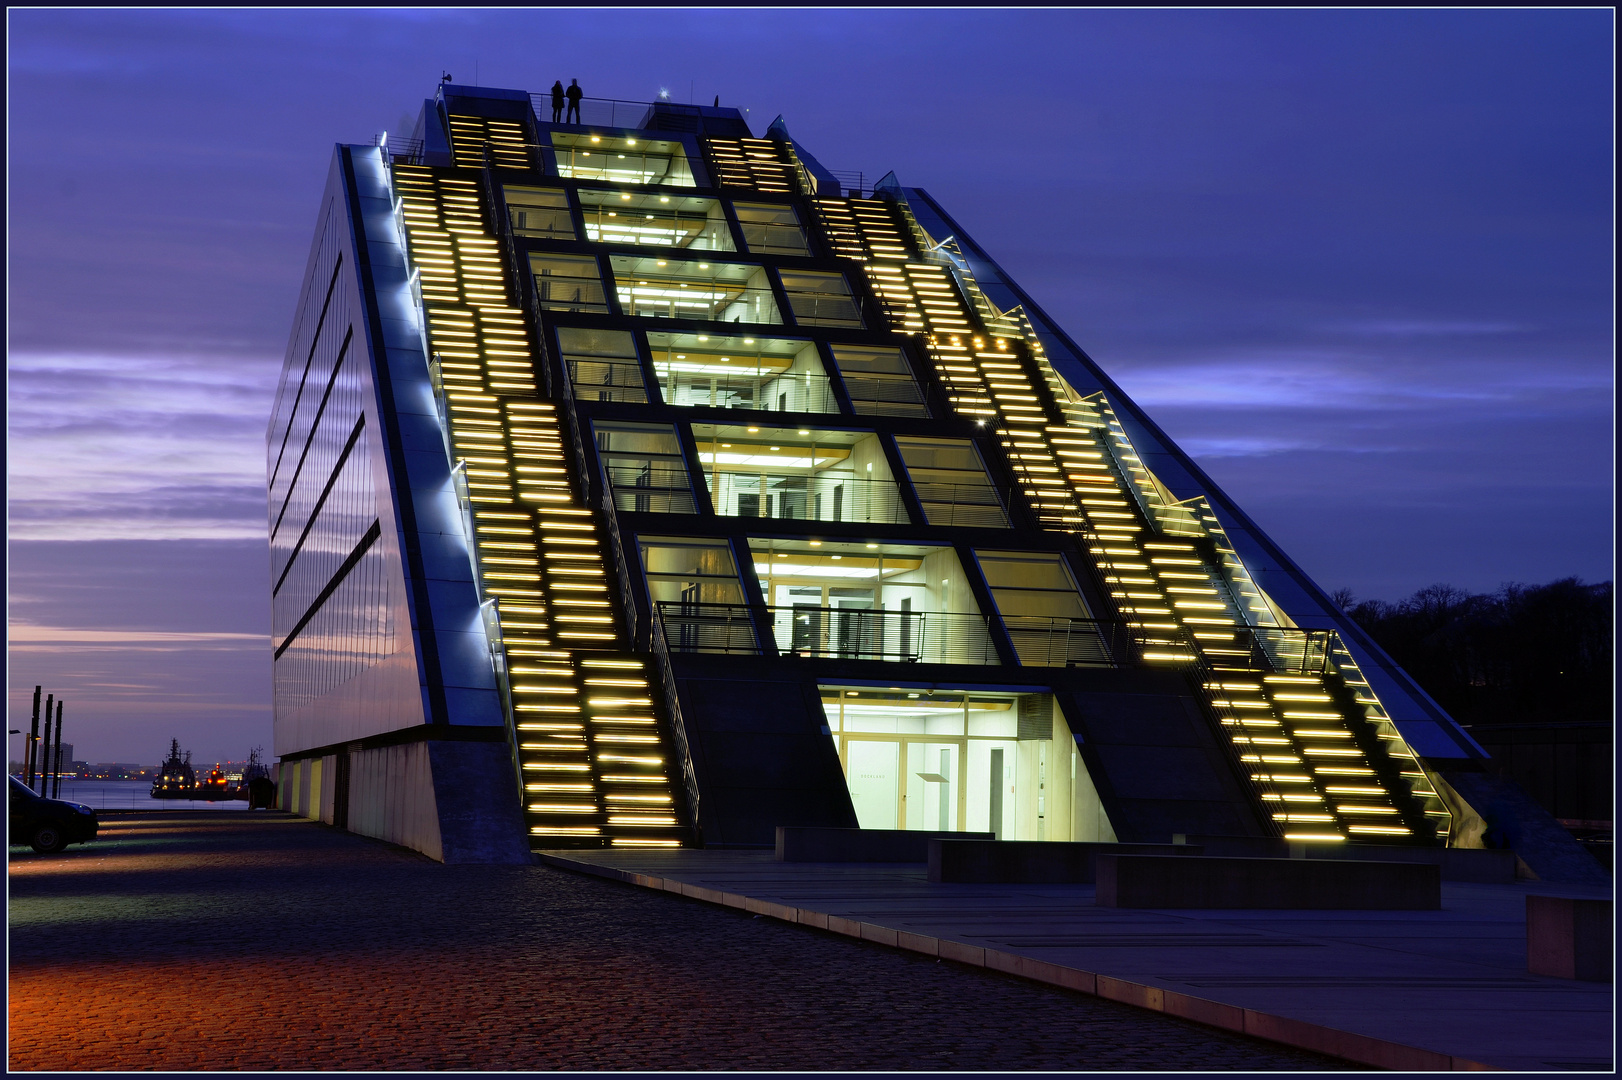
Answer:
[7, 9, 1613, 765]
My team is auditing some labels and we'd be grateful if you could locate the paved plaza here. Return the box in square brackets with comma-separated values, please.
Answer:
[8, 811, 1351, 1071]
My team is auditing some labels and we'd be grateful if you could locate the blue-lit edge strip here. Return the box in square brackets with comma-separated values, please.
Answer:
[342, 143, 505, 729]
[898, 187, 1485, 763]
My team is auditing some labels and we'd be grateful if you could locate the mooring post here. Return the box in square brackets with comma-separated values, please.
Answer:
[25, 685, 41, 787]
[37, 693, 54, 795]
[52, 700, 64, 799]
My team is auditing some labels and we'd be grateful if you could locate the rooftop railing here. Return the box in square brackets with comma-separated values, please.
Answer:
[529, 95, 702, 131]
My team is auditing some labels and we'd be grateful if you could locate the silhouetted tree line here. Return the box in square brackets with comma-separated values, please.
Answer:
[1331, 578, 1613, 729]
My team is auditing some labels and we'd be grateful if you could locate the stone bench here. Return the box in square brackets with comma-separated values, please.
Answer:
[1527, 895, 1613, 981]
[1096, 854, 1441, 909]
[775, 826, 994, 863]
[928, 840, 1201, 883]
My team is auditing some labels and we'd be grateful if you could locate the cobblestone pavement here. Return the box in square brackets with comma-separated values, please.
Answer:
[9, 812, 1353, 1071]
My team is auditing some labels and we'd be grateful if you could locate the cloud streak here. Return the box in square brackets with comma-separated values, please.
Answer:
[7, 352, 280, 540]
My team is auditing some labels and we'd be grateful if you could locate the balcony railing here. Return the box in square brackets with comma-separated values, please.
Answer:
[909, 482, 1011, 529]
[1000, 617, 1142, 668]
[705, 472, 910, 525]
[603, 466, 697, 514]
[656, 366, 840, 413]
[656, 603, 1001, 665]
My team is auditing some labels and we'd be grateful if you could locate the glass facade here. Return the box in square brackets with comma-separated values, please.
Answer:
[267, 252, 394, 718]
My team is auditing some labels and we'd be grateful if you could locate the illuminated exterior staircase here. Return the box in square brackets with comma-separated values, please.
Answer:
[389, 162, 688, 849]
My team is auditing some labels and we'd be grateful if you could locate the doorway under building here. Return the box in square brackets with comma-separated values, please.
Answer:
[817, 685, 1117, 842]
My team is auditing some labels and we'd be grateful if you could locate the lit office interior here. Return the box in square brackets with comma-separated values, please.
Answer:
[647, 331, 837, 413]
[818, 686, 1117, 842]
[692, 423, 905, 524]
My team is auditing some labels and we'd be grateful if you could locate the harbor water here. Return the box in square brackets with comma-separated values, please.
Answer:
[45, 779, 250, 811]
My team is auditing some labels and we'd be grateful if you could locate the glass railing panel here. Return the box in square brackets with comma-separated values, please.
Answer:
[779, 270, 864, 328]
[504, 186, 576, 240]
[531, 252, 608, 314]
[909, 482, 1010, 529]
[1000, 617, 1131, 668]
[707, 473, 910, 525]
[841, 375, 929, 418]
[594, 421, 697, 513]
[764, 606, 1000, 665]
[558, 327, 647, 404]
[655, 602, 761, 654]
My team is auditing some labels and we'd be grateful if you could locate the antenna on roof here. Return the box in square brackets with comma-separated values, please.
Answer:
[441, 71, 453, 84]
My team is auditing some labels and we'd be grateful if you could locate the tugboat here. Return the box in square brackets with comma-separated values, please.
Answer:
[197, 766, 230, 799]
[150, 739, 197, 799]
[241, 747, 271, 786]
[241, 747, 275, 809]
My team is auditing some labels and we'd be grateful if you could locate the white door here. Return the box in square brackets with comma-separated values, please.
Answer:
[845, 740, 900, 830]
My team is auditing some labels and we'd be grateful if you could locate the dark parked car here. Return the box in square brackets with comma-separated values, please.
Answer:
[9, 775, 98, 853]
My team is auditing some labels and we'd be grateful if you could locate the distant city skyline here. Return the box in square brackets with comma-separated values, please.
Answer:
[7, 8, 1612, 764]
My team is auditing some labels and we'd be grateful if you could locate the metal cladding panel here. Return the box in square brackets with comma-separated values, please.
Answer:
[898, 186, 1485, 763]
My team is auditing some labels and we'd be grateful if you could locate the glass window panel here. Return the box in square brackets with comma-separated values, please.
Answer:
[647, 332, 839, 414]
[733, 201, 810, 256]
[777, 270, 864, 328]
[894, 436, 1009, 529]
[639, 535, 756, 653]
[530, 252, 608, 314]
[551, 133, 695, 187]
[557, 327, 646, 404]
[828, 344, 929, 418]
[594, 421, 696, 513]
[609, 255, 781, 325]
[748, 538, 996, 665]
[691, 423, 907, 525]
[578, 189, 734, 251]
[976, 550, 1109, 668]
[637, 536, 747, 605]
[504, 186, 576, 240]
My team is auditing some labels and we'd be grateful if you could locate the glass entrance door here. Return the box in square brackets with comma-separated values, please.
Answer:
[844, 739, 900, 830]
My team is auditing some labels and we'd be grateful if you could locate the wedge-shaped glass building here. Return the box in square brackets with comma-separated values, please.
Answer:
[267, 83, 1500, 861]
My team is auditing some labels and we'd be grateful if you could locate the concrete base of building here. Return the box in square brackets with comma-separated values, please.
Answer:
[1527, 895, 1613, 981]
[1096, 854, 1442, 910]
[276, 736, 530, 864]
[929, 839, 1202, 883]
[775, 826, 993, 863]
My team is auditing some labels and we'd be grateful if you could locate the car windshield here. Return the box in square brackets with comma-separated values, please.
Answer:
[10, 775, 41, 797]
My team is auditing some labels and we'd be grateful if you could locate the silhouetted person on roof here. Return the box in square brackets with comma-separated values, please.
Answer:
[550, 80, 565, 123]
[565, 79, 583, 124]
